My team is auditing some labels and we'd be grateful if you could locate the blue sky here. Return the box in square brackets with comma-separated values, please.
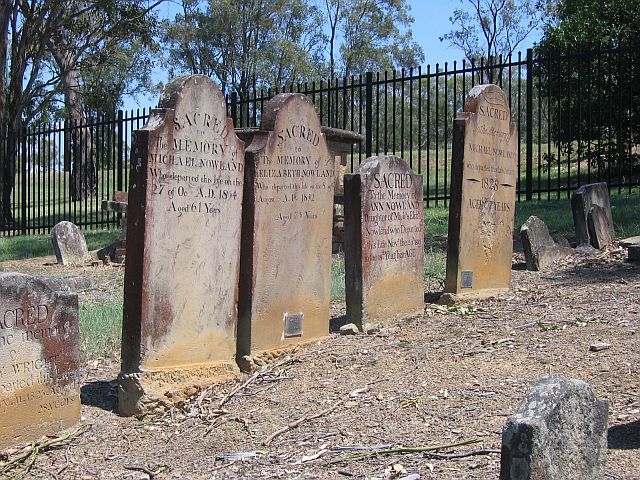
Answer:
[125, 0, 542, 110]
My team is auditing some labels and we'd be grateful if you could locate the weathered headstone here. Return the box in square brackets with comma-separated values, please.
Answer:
[571, 182, 614, 247]
[237, 93, 334, 358]
[520, 216, 572, 271]
[344, 156, 424, 329]
[444, 84, 518, 299]
[500, 376, 608, 480]
[119, 75, 245, 416]
[587, 204, 614, 249]
[51, 221, 90, 265]
[0, 273, 80, 448]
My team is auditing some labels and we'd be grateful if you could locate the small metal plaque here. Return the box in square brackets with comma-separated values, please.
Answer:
[283, 312, 303, 338]
[461, 271, 473, 289]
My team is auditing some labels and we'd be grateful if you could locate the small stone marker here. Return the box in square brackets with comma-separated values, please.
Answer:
[237, 93, 334, 357]
[344, 155, 424, 328]
[51, 221, 90, 265]
[520, 216, 572, 271]
[444, 84, 518, 299]
[120, 75, 245, 416]
[500, 376, 608, 480]
[587, 204, 614, 249]
[571, 182, 614, 247]
[0, 273, 80, 448]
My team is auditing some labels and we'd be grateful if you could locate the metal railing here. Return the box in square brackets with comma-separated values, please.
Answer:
[1, 46, 637, 235]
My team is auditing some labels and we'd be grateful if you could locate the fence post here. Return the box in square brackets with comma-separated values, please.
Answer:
[365, 71, 373, 158]
[117, 110, 124, 192]
[525, 48, 533, 201]
[230, 92, 238, 128]
[20, 127, 27, 235]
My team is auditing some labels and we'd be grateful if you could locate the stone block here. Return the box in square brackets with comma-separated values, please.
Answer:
[571, 182, 614, 247]
[500, 376, 608, 480]
[587, 204, 614, 249]
[51, 221, 90, 265]
[520, 216, 573, 271]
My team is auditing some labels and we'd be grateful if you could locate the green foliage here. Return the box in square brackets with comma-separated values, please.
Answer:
[164, 0, 325, 97]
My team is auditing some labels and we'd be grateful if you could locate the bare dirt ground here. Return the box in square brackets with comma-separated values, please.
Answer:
[2, 246, 640, 480]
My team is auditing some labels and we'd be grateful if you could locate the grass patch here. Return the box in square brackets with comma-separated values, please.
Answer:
[79, 297, 123, 361]
[331, 254, 346, 301]
[424, 247, 446, 288]
[0, 229, 119, 261]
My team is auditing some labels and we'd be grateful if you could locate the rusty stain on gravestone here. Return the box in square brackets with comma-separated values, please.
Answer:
[344, 155, 424, 329]
[119, 75, 245, 416]
[0, 273, 80, 448]
[444, 84, 518, 300]
[237, 93, 334, 358]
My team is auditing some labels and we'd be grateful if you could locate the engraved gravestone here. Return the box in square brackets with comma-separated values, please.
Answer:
[444, 84, 518, 299]
[119, 76, 245, 416]
[238, 93, 334, 358]
[344, 156, 424, 329]
[0, 273, 80, 448]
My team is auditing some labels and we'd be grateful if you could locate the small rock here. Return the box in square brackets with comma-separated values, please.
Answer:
[589, 342, 611, 352]
[363, 323, 381, 335]
[339, 323, 359, 335]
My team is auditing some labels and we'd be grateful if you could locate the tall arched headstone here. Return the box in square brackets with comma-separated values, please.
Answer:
[119, 76, 245, 416]
[238, 94, 334, 358]
[444, 84, 518, 300]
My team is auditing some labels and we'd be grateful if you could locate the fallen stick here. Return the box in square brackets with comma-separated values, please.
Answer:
[0, 424, 88, 477]
[218, 356, 296, 409]
[263, 401, 343, 446]
[325, 438, 483, 464]
[424, 448, 501, 459]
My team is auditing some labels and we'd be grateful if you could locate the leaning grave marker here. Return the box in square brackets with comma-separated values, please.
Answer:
[344, 155, 424, 329]
[0, 273, 80, 448]
[237, 93, 334, 358]
[444, 84, 518, 299]
[119, 75, 245, 416]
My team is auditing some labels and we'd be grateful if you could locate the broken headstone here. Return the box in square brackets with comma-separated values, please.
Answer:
[587, 204, 614, 249]
[571, 182, 614, 247]
[520, 216, 572, 271]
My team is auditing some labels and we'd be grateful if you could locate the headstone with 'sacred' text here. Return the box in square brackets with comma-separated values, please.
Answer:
[0, 273, 80, 448]
[344, 156, 424, 329]
[238, 93, 334, 359]
[444, 84, 518, 300]
[119, 75, 245, 416]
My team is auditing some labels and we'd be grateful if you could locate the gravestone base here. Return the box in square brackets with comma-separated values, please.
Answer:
[236, 344, 302, 372]
[118, 362, 238, 417]
[437, 288, 509, 305]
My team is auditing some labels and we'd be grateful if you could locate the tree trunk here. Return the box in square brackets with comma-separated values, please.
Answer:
[0, 1, 14, 228]
[54, 47, 97, 201]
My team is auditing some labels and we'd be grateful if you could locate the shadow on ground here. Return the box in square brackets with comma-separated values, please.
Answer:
[608, 420, 640, 450]
[81, 380, 118, 413]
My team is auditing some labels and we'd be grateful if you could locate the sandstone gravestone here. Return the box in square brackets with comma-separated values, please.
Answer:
[500, 376, 608, 480]
[344, 156, 424, 329]
[238, 93, 334, 358]
[51, 221, 90, 265]
[0, 273, 80, 448]
[587, 204, 614, 249]
[520, 216, 572, 271]
[119, 75, 245, 416]
[444, 84, 518, 299]
[571, 182, 614, 247]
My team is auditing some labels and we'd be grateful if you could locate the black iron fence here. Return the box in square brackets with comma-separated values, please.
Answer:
[3, 46, 638, 235]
